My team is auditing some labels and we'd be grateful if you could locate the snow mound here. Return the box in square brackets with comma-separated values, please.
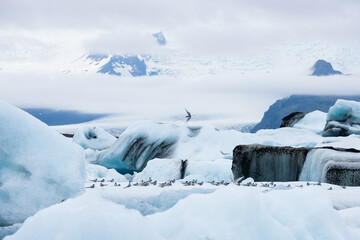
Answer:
[72, 126, 116, 150]
[5, 192, 164, 240]
[7, 186, 357, 240]
[293, 110, 327, 134]
[339, 207, 360, 238]
[150, 187, 356, 240]
[0, 100, 85, 227]
[323, 99, 360, 137]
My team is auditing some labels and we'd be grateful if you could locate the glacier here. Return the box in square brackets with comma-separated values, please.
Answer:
[0, 100, 86, 227]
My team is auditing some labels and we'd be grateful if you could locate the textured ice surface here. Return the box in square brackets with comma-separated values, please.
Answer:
[6, 185, 358, 240]
[133, 158, 233, 182]
[103, 188, 214, 216]
[96, 121, 328, 174]
[0, 100, 85, 226]
[5, 192, 164, 240]
[323, 99, 360, 136]
[97, 121, 181, 173]
[73, 126, 116, 150]
[151, 187, 356, 240]
[300, 149, 360, 184]
[327, 99, 360, 122]
[232, 144, 309, 181]
[0, 224, 21, 240]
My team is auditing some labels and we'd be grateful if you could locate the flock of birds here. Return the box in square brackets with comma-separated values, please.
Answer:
[86, 177, 343, 190]
[84, 109, 348, 191]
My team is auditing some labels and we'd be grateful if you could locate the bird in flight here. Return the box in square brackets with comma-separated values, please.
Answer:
[185, 109, 192, 122]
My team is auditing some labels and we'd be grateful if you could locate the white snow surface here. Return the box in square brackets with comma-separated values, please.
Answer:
[293, 110, 327, 134]
[86, 163, 127, 183]
[182, 159, 233, 182]
[0, 100, 86, 226]
[133, 158, 183, 182]
[72, 126, 116, 150]
[5, 183, 360, 240]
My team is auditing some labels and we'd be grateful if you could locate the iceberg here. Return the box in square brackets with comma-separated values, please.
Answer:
[323, 99, 360, 137]
[72, 126, 116, 150]
[0, 100, 85, 227]
[232, 144, 309, 182]
[293, 110, 327, 134]
[95, 121, 327, 174]
[132, 158, 233, 182]
[299, 148, 360, 186]
[97, 121, 181, 174]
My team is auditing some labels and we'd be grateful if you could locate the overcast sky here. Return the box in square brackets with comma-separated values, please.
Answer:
[0, 0, 360, 123]
[1, 0, 360, 55]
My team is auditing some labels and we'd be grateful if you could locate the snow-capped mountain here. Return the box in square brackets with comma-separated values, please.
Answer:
[68, 54, 162, 77]
[64, 32, 167, 77]
[64, 40, 360, 78]
[2, 29, 359, 78]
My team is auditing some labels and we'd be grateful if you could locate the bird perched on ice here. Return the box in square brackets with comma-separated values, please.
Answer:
[124, 181, 132, 188]
[185, 109, 192, 122]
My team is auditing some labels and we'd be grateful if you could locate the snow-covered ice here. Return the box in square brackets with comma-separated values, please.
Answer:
[86, 163, 127, 183]
[323, 99, 360, 137]
[97, 121, 181, 173]
[3, 99, 360, 239]
[293, 110, 327, 134]
[72, 126, 116, 150]
[182, 159, 233, 182]
[132, 158, 233, 183]
[5, 182, 360, 240]
[133, 158, 184, 182]
[95, 120, 328, 174]
[0, 100, 86, 226]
